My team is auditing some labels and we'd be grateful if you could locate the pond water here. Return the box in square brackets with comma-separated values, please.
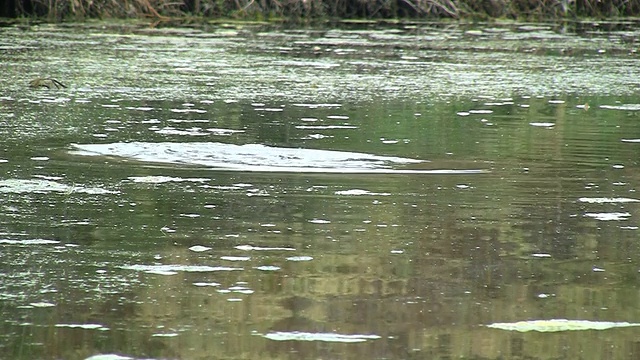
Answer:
[1, 20, 640, 359]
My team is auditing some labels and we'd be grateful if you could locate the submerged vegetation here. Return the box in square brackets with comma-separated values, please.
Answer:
[2, 0, 640, 21]
[28, 78, 66, 89]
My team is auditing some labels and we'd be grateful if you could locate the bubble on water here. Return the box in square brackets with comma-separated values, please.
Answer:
[126, 106, 154, 111]
[146, 270, 178, 275]
[579, 197, 639, 203]
[188, 245, 211, 252]
[235, 245, 295, 251]
[167, 119, 209, 123]
[181, 213, 201, 218]
[302, 133, 332, 139]
[85, 354, 133, 360]
[152, 333, 179, 337]
[486, 319, 640, 332]
[309, 218, 330, 224]
[263, 331, 381, 343]
[255, 266, 280, 271]
[154, 127, 208, 136]
[529, 122, 555, 127]
[170, 108, 206, 113]
[30, 302, 56, 307]
[584, 212, 631, 221]
[221, 256, 251, 261]
[287, 256, 313, 261]
[70, 142, 442, 174]
[335, 189, 391, 196]
[228, 286, 254, 294]
[207, 128, 245, 135]
[601, 104, 640, 111]
[193, 282, 221, 287]
[128, 176, 209, 183]
[121, 264, 243, 273]
[0, 239, 60, 245]
[295, 125, 357, 129]
[55, 323, 109, 330]
[292, 103, 341, 108]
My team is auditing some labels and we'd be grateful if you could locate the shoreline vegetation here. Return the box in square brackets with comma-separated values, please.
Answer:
[0, 0, 639, 22]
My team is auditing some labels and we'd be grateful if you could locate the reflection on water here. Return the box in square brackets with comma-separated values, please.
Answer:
[1, 22, 640, 360]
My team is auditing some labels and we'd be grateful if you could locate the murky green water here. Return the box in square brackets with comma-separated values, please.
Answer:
[1, 21, 640, 359]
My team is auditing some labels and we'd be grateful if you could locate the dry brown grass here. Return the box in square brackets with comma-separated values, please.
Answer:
[10, 0, 640, 20]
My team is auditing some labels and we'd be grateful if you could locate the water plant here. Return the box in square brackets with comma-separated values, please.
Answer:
[28, 78, 67, 89]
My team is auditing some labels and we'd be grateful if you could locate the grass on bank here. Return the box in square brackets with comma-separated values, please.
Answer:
[9, 0, 640, 21]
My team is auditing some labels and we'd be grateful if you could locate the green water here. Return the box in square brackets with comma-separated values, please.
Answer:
[1, 21, 640, 360]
